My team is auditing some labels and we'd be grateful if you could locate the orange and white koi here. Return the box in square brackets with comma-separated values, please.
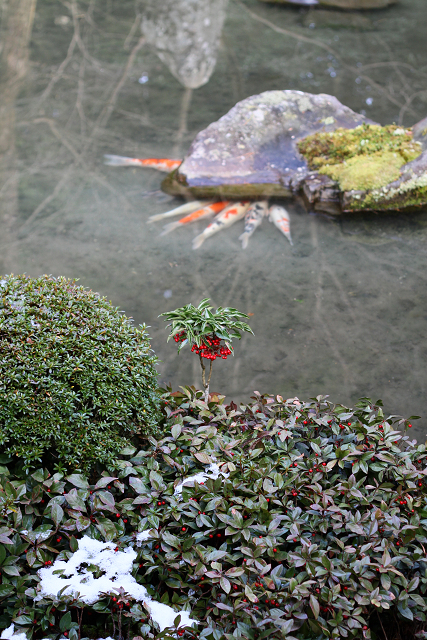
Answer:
[269, 204, 293, 245]
[161, 201, 230, 236]
[192, 201, 250, 250]
[104, 155, 182, 173]
[148, 200, 210, 223]
[238, 200, 268, 249]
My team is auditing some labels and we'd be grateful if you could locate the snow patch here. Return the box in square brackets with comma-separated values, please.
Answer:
[35, 536, 196, 633]
[136, 529, 154, 546]
[174, 463, 228, 495]
[1, 624, 28, 640]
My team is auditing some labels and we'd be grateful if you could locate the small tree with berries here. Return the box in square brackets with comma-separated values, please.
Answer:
[160, 298, 253, 401]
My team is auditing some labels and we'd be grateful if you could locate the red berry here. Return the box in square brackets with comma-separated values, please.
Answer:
[182, 527, 186, 532]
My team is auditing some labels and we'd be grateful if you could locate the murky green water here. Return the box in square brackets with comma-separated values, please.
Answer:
[1, 0, 427, 438]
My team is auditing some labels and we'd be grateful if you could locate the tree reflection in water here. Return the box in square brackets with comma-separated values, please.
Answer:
[0, 0, 36, 271]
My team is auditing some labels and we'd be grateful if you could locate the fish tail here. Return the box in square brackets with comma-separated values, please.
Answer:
[238, 231, 250, 249]
[104, 155, 181, 172]
[192, 232, 206, 250]
[148, 201, 206, 222]
[104, 154, 142, 167]
[160, 221, 181, 236]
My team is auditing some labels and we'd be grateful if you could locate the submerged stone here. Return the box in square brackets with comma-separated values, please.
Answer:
[141, 0, 228, 89]
[162, 90, 427, 215]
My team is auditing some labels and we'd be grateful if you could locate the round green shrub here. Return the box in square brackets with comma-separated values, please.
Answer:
[0, 274, 161, 472]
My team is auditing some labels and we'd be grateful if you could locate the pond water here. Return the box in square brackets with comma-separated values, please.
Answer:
[1, 0, 427, 439]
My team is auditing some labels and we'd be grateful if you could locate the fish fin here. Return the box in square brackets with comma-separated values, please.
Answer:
[192, 233, 206, 250]
[104, 154, 141, 167]
[148, 201, 206, 222]
[238, 231, 250, 249]
[160, 221, 181, 236]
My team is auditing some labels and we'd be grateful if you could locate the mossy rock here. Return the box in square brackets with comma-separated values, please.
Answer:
[0, 275, 161, 473]
[298, 123, 426, 210]
[162, 90, 427, 215]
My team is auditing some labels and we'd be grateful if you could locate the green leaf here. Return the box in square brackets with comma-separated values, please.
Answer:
[119, 446, 136, 456]
[225, 567, 245, 577]
[397, 604, 413, 620]
[0, 584, 14, 598]
[60, 611, 72, 632]
[94, 477, 118, 490]
[220, 576, 231, 594]
[64, 489, 86, 512]
[310, 595, 320, 619]
[244, 584, 258, 603]
[13, 615, 33, 626]
[70, 536, 79, 552]
[194, 452, 212, 464]
[129, 477, 147, 494]
[65, 474, 89, 489]
[76, 515, 91, 532]
[51, 503, 64, 527]
[2, 565, 20, 576]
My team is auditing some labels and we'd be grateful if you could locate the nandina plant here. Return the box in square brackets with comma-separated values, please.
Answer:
[160, 298, 253, 401]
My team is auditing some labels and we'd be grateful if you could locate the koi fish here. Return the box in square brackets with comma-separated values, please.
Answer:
[192, 201, 250, 250]
[148, 200, 210, 223]
[238, 200, 268, 249]
[104, 155, 182, 172]
[269, 204, 293, 245]
[161, 201, 230, 236]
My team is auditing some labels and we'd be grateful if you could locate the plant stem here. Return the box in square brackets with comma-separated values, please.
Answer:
[111, 609, 116, 639]
[199, 353, 206, 388]
[377, 612, 388, 640]
[76, 609, 83, 640]
[199, 353, 213, 402]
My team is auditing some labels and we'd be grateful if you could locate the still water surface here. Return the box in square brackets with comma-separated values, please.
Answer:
[1, 0, 427, 438]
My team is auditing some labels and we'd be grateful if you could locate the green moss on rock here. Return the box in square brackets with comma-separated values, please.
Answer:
[298, 123, 423, 198]
[320, 151, 403, 192]
[298, 123, 421, 170]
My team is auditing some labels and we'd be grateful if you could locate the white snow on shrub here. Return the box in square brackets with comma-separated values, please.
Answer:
[1, 624, 28, 640]
[135, 529, 153, 546]
[35, 536, 196, 632]
[174, 462, 228, 494]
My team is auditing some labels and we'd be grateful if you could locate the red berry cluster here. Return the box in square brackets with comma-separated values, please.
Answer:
[191, 334, 232, 360]
[173, 330, 187, 343]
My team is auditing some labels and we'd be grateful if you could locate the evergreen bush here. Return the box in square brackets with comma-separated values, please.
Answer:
[0, 390, 426, 640]
[0, 274, 160, 473]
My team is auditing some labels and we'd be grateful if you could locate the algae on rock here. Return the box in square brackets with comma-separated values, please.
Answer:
[298, 123, 423, 202]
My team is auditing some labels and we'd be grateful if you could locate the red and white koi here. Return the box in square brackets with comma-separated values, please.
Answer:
[192, 201, 250, 250]
[104, 155, 182, 173]
[238, 200, 268, 249]
[148, 200, 211, 223]
[269, 204, 293, 245]
[160, 201, 230, 236]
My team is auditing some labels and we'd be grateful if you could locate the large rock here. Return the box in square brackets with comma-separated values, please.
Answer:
[162, 90, 427, 215]
[257, 0, 396, 9]
[141, 0, 228, 89]
[164, 90, 373, 203]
